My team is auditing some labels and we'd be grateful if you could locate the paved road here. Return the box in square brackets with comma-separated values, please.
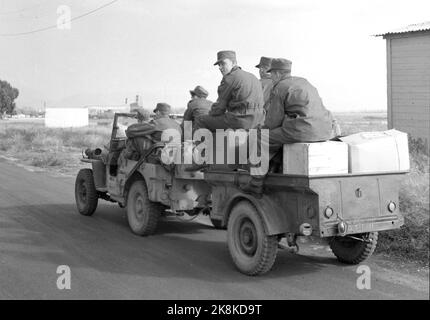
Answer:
[0, 159, 428, 300]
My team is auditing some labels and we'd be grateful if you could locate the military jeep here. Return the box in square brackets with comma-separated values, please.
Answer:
[75, 112, 407, 276]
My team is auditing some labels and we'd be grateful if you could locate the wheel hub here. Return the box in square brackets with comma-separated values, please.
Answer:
[239, 220, 257, 256]
[78, 181, 87, 204]
[135, 195, 144, 220]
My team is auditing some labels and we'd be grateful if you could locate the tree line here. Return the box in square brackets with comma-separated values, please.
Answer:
[0, 79, 19, 118]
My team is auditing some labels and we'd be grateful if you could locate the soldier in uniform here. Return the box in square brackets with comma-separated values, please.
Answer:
[125, 103, 182, 159]
[127, 103, 182, 142]
[187, 51, 265, 171]
[151, 102, 182, 142]
[241, 58, 335, 195]
[194, 50, 264, 131]
[182, 85, 212, 128]
[255, 56, 273, 113]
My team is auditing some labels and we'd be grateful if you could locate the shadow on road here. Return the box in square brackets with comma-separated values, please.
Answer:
[0, 203, 342, 283]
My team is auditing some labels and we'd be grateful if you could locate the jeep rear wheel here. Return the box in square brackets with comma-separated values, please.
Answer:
[227, 201, 278, 276]
[126, 179, 161, 236]
[329, 232, 378, 264]
[75, 169, 98, 216]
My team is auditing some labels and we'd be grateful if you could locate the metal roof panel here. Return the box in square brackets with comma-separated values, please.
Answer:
[375, 21, 430, 37]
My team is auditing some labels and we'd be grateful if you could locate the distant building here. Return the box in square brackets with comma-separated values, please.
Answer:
[45, 108, 88, 128]
[128, 95, 142, 112]
[377, 22, 430, 148]
[87, 104, 130, 117]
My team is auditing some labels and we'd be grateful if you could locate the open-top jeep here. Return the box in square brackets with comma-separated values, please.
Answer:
[75, 112, 406, 275]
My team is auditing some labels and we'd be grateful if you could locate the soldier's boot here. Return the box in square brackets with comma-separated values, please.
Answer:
[239, 176, 265, 197]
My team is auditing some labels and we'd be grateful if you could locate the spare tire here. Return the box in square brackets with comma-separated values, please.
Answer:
[329, 232, 378, 264]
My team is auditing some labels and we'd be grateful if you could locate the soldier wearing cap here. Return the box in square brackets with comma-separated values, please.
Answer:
[194, 50, 264, 131]
[241, 58, 334, 195]
[264, 58, 334, 139]
[151, 102, 182, 142]
[182, 85, 213, 125]
[255, 56, 273, 112]
[123, 103, 182, 161]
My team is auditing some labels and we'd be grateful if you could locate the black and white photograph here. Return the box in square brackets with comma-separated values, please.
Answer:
[0, 0, 429, 305]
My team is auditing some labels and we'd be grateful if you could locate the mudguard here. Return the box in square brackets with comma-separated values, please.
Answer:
[81, 159, 106, 190]
[211, 187, 294, 236]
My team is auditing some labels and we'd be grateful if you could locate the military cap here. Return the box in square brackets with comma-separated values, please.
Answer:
[214, 50, 236, 65]
[267, 58, 292, 72]
[153, 102, 171, 114]
[190, 85, 209, 98]
[255, 56, 273, 69]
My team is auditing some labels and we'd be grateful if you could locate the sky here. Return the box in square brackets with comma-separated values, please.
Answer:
[0, 0, 429, 112]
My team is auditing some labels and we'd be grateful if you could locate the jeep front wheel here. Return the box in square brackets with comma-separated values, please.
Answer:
[75, 169, 98, 216]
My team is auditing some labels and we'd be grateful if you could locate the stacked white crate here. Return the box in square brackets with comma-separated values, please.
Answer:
[340, 129, 410, 173]
[282, 130, 410, 176]
[283, 141, 349, 176]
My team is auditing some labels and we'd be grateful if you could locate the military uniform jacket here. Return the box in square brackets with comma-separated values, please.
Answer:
[152, 116, 182, 141]
[183, 97, 213, 122]
[264, 75, 333, 142]
[210, 66, 264, 128]
[260, 77, 273, 112]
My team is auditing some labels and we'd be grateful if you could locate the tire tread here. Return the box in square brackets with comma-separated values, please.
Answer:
[127, 179, 161, 236]
[228, 201, 278, 276]
[75, 169, 98, 216]
[330, 232, 378, 264]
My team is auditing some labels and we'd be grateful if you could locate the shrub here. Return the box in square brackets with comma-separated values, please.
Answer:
[27, 153, 66, 167]
[377, 137, 429, 265]
[377, 216, 429, 265]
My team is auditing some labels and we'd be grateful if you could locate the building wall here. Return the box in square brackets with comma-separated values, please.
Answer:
[386, 31, 430, 146]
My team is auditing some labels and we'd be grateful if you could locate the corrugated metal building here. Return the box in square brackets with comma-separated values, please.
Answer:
[377, 22, 430, 147]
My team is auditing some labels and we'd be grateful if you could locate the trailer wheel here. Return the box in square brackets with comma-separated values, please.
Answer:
[329, 232, 378, 264]
[75, 169, 98, 216]
[126, 179, 161, 236]
[227, 201, 278, 276]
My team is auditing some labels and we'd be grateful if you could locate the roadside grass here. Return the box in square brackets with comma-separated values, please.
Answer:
[376, 138, 429, 266]
[0, 122, 111, 168]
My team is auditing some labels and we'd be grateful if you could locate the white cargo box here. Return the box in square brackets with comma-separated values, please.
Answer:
[283, 141, 349, 176]
[340, 129, 410, 173]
